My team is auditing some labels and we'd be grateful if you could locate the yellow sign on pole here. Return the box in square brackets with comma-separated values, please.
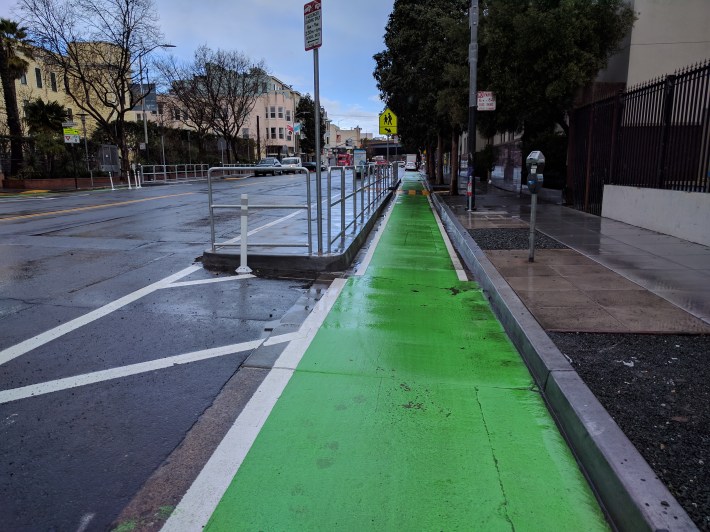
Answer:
[379, 108, 398, 135]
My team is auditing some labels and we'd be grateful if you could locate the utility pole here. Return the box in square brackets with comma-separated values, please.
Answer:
[467, 0, 479, 211]
[256, 115, 261, 161]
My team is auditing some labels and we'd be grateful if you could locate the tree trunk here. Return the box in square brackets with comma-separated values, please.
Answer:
[436, 133, 444, 185]
[450, 129, 459, 195]
[426, 142, 435, 180]
[0, 56, 24, 176]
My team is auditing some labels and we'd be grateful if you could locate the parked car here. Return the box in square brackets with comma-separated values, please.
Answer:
[281, 157, 302, 174]
[254, 157, 282, 176]
[302, 161, 327, 173]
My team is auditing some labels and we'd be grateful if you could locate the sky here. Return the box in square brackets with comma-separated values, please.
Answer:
[1, 0, 395, 136]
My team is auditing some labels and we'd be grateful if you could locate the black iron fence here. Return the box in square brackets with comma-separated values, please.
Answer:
[569, 60, 710, 215]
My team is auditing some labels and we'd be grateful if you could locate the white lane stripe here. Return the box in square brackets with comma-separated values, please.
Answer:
[162, 277, 348, 532]
[354, 199, 396, 276]
[224, 210, 302, 244]
[0, 265, 201, 367]
[427, 195, 468, 281]
[163, 274, 255, 288]
[0, 339, 265, 405]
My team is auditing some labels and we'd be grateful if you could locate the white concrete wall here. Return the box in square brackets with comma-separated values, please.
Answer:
[602, 185, 710, 246]
[626, 0, 710, 86]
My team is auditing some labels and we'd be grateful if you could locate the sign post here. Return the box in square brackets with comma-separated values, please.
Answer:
[379, 108, 398, 164]
[304, 0, 323, 254]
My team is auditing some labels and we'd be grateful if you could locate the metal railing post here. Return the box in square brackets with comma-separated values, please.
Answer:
[341, 167, 346, 238]
[207, 168, 216, 252]
[327, 167, 332, 253]
[306, 169, 313, 255]
[236, 194, 252, 274]
[352, 168, 358, 228]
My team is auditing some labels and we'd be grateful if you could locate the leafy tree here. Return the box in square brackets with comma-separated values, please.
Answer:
[23, 98, 68, 178]
[19, 0, 165, 177]
[477, 0, 635, 136]
[24, 98, 66, 134]
[374, 0, 468, 187]
[0, 18, 33, 176]
[295, 93, 325, 158]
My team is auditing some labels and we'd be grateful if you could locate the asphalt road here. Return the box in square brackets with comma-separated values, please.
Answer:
[0, 175, 331, 531]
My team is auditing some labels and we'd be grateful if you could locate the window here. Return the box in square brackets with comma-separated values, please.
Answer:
[158, 103, 164, 115]
[269, 106, 276, 119]
[278, 127, 284, 139]
[66, 108, 73, 120]
[278, 107, 283, 119]
[173, 108, 181, 120]
[262, 82, 268, 93]
[20, 73, 27, 85]
[270, 127, 276, 139]
[286, 110, 291, 121]
[50, 72, 57, 92]
[137, 113, 142, 122]
[287, 132, 292, 141]
[35, 67, 42, 88]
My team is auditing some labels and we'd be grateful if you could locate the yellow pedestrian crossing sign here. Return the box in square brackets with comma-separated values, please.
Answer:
[379, 108, 398, 135]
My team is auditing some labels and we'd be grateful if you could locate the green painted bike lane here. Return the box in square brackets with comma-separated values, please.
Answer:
[205, 175, 608, 530]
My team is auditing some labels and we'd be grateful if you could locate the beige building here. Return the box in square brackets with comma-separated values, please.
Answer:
[0, 48, 99, 136]
[597, 0, 710, 89]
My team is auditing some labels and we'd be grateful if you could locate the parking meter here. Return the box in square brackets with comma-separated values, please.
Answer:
[525, 150, 545, 262]
[526, 151, 545, 194]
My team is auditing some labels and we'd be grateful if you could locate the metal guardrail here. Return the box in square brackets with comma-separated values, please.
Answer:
[207, 166, 313, 260]
[206, 163, 398, 267]
[326, 163, 396, 253]
[140, 163, 213, 183]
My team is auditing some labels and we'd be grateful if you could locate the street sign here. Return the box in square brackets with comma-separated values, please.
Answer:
[61, 121, 76, 128]
[379, 107, 398, 135]
[63, 127, 81, 136]
[304, 1, 322, 51]
[64, 135, 80, 144]
[477, 91, 496, 111]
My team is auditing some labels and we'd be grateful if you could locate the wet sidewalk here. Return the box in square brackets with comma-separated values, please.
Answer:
[440, 181, 710, 333]
[164, 174, 610, 530]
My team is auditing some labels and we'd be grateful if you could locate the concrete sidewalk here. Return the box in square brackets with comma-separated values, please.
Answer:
[439, 181, 710, 333]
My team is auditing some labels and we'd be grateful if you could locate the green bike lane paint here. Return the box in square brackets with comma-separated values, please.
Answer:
[196, 175, 609, 530]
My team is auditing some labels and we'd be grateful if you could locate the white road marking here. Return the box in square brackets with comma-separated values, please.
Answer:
[163, 274, 255, 288]
[428, 195, 468, 281]
[223, 210, 302, 244]
[0, 265, 201, 367]
[75, 513, 95, 532]
[162, 277, 347, 532]
[0, 339, 265, 405]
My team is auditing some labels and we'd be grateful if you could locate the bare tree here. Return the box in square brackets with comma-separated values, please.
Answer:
[196, 46, 267, 164]
[18, 0, 164, 176]
[154, 52, 214, 161]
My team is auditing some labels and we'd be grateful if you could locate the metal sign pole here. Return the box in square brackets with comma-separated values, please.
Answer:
[314, 47, 323, 255]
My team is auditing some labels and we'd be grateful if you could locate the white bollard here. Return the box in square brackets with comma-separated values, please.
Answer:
[236, 193, 252, 274]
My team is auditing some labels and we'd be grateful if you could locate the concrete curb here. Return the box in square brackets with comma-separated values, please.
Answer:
[429, 191, 697, 531]
[202, 186, 398, 275]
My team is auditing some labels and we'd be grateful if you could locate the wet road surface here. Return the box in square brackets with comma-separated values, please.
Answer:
[0, 177, 330, 530]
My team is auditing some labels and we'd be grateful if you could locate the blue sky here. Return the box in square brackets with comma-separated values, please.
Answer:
[2, 0, 395, 136]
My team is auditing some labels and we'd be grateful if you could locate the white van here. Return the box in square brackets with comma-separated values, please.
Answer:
[281, 157, 302, 174]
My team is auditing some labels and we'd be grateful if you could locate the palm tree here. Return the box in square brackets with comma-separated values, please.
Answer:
[0, 18, 33, 176]
[23, 98, 67, 178]
[24, 98, 66, 135]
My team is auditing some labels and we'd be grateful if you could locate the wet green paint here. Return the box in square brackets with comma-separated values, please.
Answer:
[205, 175, 609, 530]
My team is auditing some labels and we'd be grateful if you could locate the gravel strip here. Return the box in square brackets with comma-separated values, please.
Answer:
[550, 333, 709, 530]
[468, 228, 568, 250]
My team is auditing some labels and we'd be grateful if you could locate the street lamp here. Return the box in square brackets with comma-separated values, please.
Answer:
[138, 44, 175, 160]
[76, 113, 93, 188]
